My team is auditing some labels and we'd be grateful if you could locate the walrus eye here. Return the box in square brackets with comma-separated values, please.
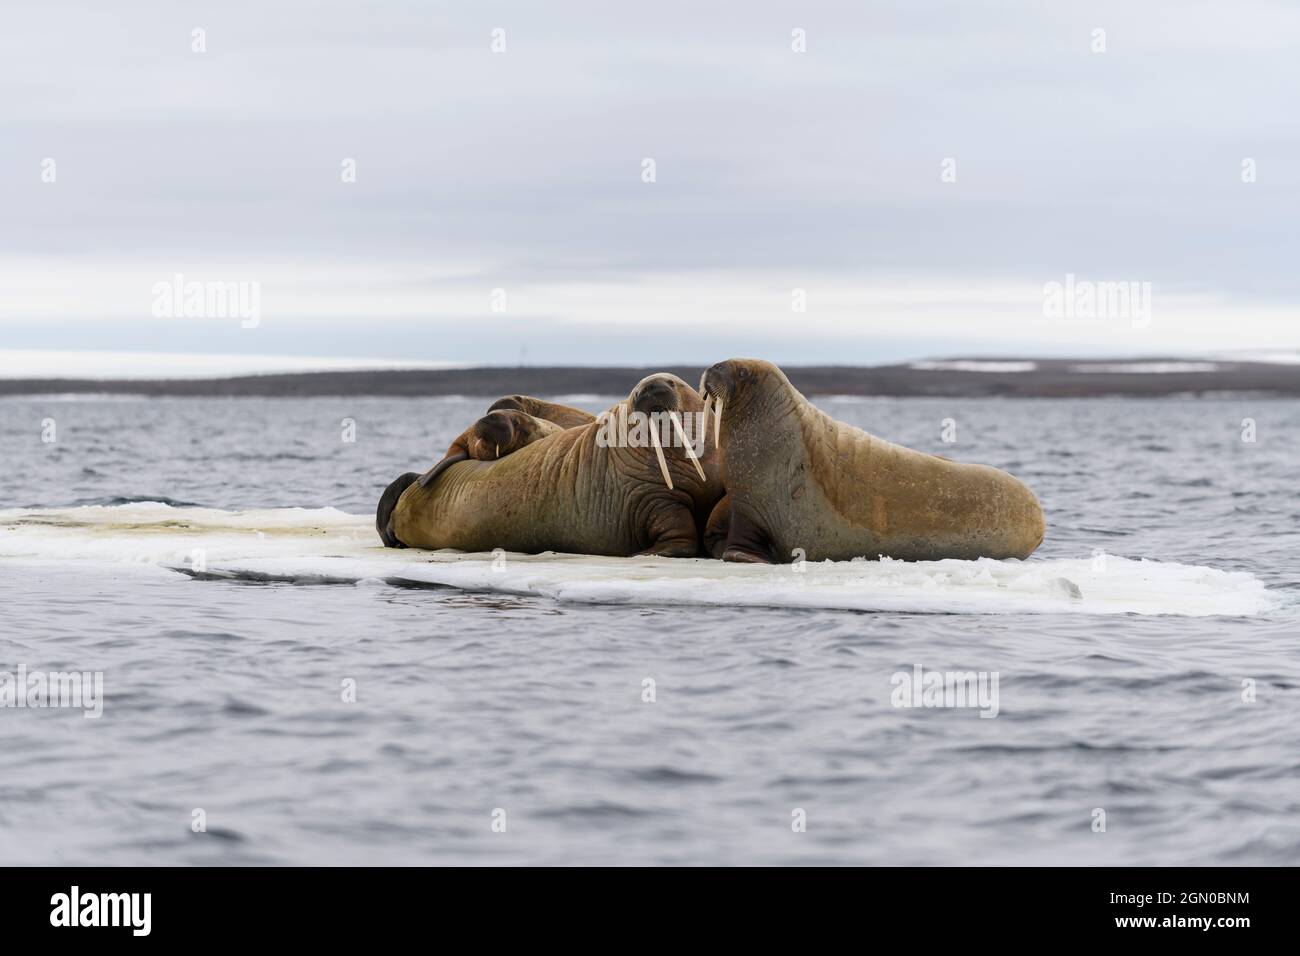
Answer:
[737, 366, 751, 382]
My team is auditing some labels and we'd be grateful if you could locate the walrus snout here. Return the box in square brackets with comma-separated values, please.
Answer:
[702, 358, 769, 402]
[630, 376, 681, 417]
[700, 362, 729, 399]
[469, 410, 517, 459]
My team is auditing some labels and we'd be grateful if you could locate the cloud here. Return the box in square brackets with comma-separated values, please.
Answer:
[2, 0, 1298, 364]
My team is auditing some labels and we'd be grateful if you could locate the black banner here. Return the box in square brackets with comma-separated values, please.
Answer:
[0, 867, 1281, 942]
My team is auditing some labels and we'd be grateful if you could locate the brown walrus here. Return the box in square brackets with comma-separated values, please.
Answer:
[379, 395, 598, 546]
[699, 358, 1045, 563]
[486, 395, 597, 429]
[377, 374, 724, 556]
[415, 409, 565, 490]
[379, 398, 600, 547]
[413, 395, 598, 493]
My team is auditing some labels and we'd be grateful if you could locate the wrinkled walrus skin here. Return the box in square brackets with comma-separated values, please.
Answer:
[377, 398, 597, 546]
[383, 375, 725, 557]
[699, 358, 1046, 564]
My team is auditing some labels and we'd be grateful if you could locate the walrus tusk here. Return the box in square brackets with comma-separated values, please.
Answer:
[647, 419, 673, 490]
[713, 393, 723, 450]
[700, 394, 712, 447]
[496, 444, 500, 459]
[669, 411, 706, 481]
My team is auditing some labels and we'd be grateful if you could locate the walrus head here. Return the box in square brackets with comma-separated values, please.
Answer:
[628, 374, 683, 417]
[465, 409, 560, 461]
[698, 358, 790, 445]
[616, 373, 712, 490]
[417, 409, 562, 489]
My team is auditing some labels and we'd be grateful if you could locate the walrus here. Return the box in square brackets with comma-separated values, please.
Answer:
[378, 374, 725, 556]
[380, 398, 600, 547]
[486, 395, 597, 429]
[413, 395, 598, 494]
[415, 409, 565, 490]
[699, 358, 1045, 563]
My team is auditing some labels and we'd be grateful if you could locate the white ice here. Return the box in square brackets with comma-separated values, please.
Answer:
[0, 503, 1276, 617]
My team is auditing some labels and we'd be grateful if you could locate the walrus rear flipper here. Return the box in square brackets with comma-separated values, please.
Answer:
[376, 472, 420, 548]
[416, 452, 469, 489]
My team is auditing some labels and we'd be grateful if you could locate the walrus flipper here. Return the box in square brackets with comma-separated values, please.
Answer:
[703, 495, 732, 560]
[416, 452, 469, 489]
[376, 472, 421, 548]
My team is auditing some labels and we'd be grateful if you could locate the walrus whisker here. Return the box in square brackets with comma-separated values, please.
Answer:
[669, 411, 706, 481]
[647, 419, 673, 490]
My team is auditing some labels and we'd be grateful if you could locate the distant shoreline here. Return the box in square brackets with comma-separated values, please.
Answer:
[2, 358, 1299, 398]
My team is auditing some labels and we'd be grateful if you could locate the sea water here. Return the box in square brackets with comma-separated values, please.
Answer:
[0, 395, 1296, 864]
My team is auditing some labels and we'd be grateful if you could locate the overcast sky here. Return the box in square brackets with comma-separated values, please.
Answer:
[2, 0, 1298, 370]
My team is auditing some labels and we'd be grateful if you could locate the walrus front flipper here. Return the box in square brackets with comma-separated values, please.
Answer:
[416, 452, 469, 489]
[719, 505, 776, 564]
[703, 495, 731, 560]
[376, 472, 420, 548]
